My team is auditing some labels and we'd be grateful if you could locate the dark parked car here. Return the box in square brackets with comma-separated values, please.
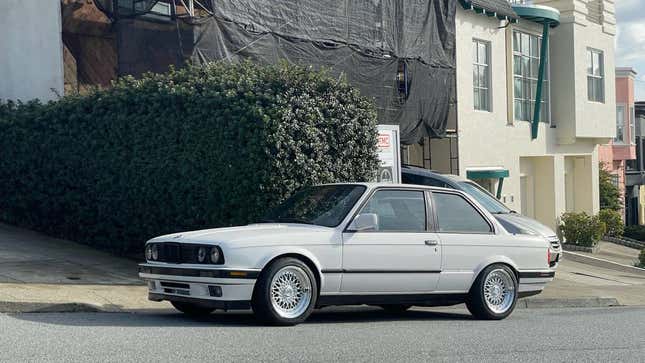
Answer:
[401, 165, 562, 261]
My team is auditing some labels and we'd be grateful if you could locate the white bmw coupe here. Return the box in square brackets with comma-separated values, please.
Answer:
[139, 183, 558, 325]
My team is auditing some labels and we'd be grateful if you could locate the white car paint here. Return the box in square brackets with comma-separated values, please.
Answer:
[139, 183, 557, 309]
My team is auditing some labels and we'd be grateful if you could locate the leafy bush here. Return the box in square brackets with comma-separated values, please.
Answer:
[599, 162, 622, 212]
[0, 61, 380, 254]
[598, 209, 624, 237]
[624, 225, 645, 242]
[637, 249, 645, 268]
[559, 212, 606, 247]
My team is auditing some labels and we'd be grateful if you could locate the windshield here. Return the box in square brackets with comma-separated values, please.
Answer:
[260, 185, 366, 227]
[457, 181, 511, 214]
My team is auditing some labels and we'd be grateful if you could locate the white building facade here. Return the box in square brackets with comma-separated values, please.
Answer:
[0, 0, 64, 102]
[450, 0, 616, 230]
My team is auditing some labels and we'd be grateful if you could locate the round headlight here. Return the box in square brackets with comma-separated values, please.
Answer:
[145, 245, 153, 261]
[151, 244, 159, 261]
[210, 247, 221, 264]
[197, 247, 207, 263]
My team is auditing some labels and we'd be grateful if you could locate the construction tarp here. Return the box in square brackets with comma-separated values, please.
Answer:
[192, 0, 457, 144]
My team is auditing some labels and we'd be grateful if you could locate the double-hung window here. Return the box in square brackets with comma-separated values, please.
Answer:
[473, 39, 491, 112]
[513, 31, 549, 123]
[630, 106, 636, 144]
[615, 105, 625, 144]
[587, 49, 605, 103]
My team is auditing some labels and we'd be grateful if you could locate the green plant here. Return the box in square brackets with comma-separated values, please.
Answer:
[598, 209, 624, 237]
[637, 249, 645, 268]
[599, 162, 622, 212]
[559, 212, 606, 247]
[624, 225, 645, 242]
[0, 61, 380, 254]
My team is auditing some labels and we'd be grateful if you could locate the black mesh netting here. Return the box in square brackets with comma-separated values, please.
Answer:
[193, 0, 456, 144]
[95, 0, 457, 144]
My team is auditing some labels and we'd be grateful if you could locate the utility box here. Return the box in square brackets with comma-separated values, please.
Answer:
[376, 125, 401, 183]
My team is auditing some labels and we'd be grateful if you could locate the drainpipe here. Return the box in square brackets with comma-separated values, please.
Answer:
[531, 22, 549, 140]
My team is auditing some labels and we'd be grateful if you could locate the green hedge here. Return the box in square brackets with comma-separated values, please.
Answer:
[598, 209, 624, 238]
[559, 212, 606, 247]
[0, 62, 379, 254]
[624, 225, 645, 242]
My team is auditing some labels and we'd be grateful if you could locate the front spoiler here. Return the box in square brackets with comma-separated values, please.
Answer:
[149, 293, 251, 310]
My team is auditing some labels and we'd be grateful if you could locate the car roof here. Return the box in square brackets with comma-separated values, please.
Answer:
[318, 182, 461, 194]
[401, 165, 469, 183]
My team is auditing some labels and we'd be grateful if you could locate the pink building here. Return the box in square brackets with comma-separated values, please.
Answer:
[599, 67, 638, 215]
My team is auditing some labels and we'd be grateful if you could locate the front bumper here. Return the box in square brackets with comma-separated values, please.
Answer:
[139, 264, 259, 309]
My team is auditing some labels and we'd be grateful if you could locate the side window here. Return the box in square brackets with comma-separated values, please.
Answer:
[359, 190, 426, 232]
[433, 192, 492, 233]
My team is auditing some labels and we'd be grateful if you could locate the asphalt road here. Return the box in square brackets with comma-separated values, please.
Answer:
[2, 306, 644, 362]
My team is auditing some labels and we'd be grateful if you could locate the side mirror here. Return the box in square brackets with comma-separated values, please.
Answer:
[348, 213, 379, 232]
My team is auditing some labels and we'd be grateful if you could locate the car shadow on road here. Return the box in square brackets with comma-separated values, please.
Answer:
[7, 306, 473, 327]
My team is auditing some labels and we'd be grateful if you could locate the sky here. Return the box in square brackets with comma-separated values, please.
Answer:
[615, 0, 645, 100]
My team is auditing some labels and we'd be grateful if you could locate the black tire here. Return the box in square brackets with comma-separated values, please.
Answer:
[379, 304, 412, 313]
[466, 264, 518, 320]
[252, 257, 318, 326]
[170, 301, 215, 317]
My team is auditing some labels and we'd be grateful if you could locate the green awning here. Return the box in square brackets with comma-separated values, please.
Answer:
[467, 169, 509, 199]
[467, 169, 509, 180]
[458, 0, 519, 22]
[511, 4, 560, 27]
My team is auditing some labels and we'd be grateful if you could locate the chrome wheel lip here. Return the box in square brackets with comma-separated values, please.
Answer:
[483, 268, 516, 314]
[270, 266, 312, 319]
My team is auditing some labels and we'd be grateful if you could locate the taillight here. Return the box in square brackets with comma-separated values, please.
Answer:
[547, 249, 551, 265]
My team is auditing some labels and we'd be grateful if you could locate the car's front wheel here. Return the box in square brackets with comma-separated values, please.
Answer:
[252, 257, 318, 325]
[466, 264, 518, 320]
[170, 301, 215, 317]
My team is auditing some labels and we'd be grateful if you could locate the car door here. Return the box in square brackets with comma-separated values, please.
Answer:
[340, 188, 442, 293]
[430, 191, 498, 292]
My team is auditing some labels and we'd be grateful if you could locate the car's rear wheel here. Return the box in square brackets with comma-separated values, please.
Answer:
[466, 264, 518, 320]
[170, 301, 215, 317]
[252, 257, 317, 325]
[379, 304, 412, 313]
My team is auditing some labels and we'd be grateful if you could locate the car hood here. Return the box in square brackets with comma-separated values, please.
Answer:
[147, 223, 336, 248]
[494, 213, 557, 238]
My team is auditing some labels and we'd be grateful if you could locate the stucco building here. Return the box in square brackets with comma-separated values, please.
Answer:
[599, 67, 637, 221]
[405, 0, 617, 231]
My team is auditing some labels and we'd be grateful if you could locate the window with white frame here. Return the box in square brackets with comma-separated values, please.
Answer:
[513, 31, 549, 123]
[630, 106, 636, 144]
[587, 49, 605, 102]
[615, 105, 625, 143]
[473, 39, 491, 112]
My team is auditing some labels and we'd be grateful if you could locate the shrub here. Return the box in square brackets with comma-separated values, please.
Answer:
[599, 162, 622, 212]
[624, 225, 645, 242]
[637, 249, 645, 268]
[559, 212, 606, 247]
[598, 209, 624, 237]
[0, 61, 380, 254]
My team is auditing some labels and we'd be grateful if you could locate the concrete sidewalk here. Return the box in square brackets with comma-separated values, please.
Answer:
[0, 223, 643, 313]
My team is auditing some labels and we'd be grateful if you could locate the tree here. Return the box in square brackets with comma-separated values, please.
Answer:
[599, 162, 622, 212]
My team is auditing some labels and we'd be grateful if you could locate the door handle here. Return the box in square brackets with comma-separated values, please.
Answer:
[424, 240, 439, 246]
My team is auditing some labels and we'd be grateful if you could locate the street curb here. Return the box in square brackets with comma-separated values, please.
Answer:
[517, 297, 620, 309]
[563, 251, 645, 276]
[0, 301, 105, 313]
[2, 297, 623, 313]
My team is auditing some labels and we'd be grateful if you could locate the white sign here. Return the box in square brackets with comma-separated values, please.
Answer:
[376, 125, 401, 183]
